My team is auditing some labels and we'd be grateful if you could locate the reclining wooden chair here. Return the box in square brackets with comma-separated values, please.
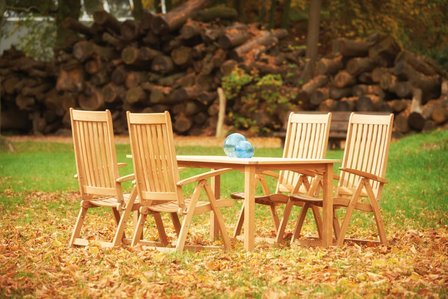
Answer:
[232, 112, 332, 238]
[68, 108, 139, 248]
[276, 113, 394, 246]
[127, 111, 233, 253]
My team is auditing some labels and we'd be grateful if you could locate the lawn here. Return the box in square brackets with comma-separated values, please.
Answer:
[0, 130, 447, 298]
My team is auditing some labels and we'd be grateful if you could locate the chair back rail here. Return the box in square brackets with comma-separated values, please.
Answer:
[127, 111, 182, 205]
[338, 113, 394, 198]
[277, 112, 332, 193]
[70, 109, 120, 198]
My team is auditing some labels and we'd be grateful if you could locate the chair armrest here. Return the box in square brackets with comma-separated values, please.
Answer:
[259, 170, 279, 178]
[177, 168, 232, 186]
[116, 173, 135, 183]
[340, 168, 387, 184]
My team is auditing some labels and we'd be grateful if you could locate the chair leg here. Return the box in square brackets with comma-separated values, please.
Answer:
[291, 203, 309, 244]
[275, 200, 294, 244]
[153, 212, 169, 246]
[269, 205, 280, 232]
[311, 205, 323, 239]
[336, 184, 363, 246]
[69, 204, 88, 247]
[175, 184, 201, 253]
[112, 205, 135, 247]
[131, 208, 148, 246]
[333, 208, 341, 241]
[170, 212, 181, 236]
[204, 183, 231, 250]
[365, 183, 388, 245]
[233, 205, 245, 238]
[112, 208, 121, 224]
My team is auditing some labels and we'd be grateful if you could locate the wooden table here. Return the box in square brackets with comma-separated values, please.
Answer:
[176, 155, 339, 251]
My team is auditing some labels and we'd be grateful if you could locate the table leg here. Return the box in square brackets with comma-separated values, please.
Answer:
[322, 163, 334, 247]
[210, 172, 221, 240]
[244, 165, 256, 251]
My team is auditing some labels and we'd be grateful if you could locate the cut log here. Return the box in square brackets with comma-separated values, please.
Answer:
[346, 57, 375, 76]
[16, 94, 35, 111]
[357, 72, 374, 84]
[395, 50, 439, 77]
[180, 19, 204, 40]
[333, 70, 356, 88]
[422, 99, 448, 124]
[318, 99, 338, 111]
[315, 54, 343, 75]
[120, 19, 140, 41]
[230, 29, 287, 60]
[387, 99, 409, 113]
[93, 10, 121, 34]
[121, 46, 161, 66]
[102, 83, 124, 104]
[192, 5, 238, 22]
[56, 67, 84, 92]
[332, 38, 372, 57]
[394, 61, 441, 103]
[73, 40, 115, 62]
[394, 109, 410, 134]
[125, 86, 147, 105]
[78, 83, 105, 111]
[352, 84, 385, 99]
[151, 0, 210, 34]
[150, 55, 174, 75]
[217, 23, 250, 49]
[173, 112, 193, 134]
[141, 83, 172, 104]
[125, 71, 146, 89]
[329, 87, 352, 100]
[310, 87, 329, 106]
[408, 88, 425, 131]
[171, 46, 193, 66]
[111, 65, 127, 85]
[368, 35, 401, 66]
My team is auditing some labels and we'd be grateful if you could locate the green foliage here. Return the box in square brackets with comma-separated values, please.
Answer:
[13, 17, 56, 61]
[222, 66, 253, 100]
[222, 67, 296, 135]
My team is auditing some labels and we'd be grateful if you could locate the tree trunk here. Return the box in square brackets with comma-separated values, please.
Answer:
[300, 0, 322, 81]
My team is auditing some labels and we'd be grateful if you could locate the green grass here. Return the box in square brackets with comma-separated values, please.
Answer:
[0, 129, 447, 227]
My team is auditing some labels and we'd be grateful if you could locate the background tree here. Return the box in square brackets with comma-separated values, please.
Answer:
[300, 0, 321, 82]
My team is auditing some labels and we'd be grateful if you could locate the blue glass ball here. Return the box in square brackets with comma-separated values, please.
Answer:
[235, 140, 254, 158]
[224, 133, 246, 157]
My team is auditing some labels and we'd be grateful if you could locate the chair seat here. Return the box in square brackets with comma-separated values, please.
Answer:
[148, 198, 233, 213]
[90, 193, 139, 208]
[231, 192, 288, 205]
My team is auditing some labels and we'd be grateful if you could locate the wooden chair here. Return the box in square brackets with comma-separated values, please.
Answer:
[232, 112, 332, 238]
[127, 111, 233, 253]
[69, 108, 139, 248]
[276, 113, 394, 246]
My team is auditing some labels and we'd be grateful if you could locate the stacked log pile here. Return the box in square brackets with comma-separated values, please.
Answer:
[302, 35, 448, 134]
[7, 0, 295, 135]
[0, 48, 57, 134]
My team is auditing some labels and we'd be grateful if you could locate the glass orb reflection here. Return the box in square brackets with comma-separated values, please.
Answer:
[235, 140, 254, 158]
[224, 133, 246, 157]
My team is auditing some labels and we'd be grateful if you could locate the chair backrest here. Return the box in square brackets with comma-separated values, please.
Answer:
[127, 111, 181, 204]
[276, 112, 332, 193]
[338, 113, 394, 198]
[70, 108, 121, 199]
